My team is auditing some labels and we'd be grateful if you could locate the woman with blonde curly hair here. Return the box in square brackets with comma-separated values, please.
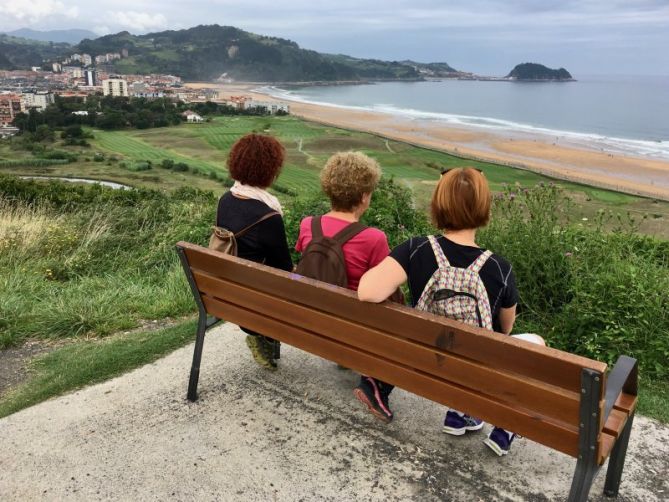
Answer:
[295, 152, 396, 422]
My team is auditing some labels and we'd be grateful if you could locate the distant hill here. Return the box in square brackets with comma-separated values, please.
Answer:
[73, 25, 432, 82]
[4, 28, 96, 45]
[0, 24, 460, 83]
[0, 34, 70, 69]
[507, 63, 573, 81]
[400, 60, 458, 76]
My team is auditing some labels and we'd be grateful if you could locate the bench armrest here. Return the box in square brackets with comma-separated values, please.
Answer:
[603, 356, 638, 422]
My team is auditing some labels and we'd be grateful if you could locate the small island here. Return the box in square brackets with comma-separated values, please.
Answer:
[506, 63, 574, 81]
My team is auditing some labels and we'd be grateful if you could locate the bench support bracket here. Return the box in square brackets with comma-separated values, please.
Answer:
[604, 410, 635, 497]
[568, 368, 603, 502]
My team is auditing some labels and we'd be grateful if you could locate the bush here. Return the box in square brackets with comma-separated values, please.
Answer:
[480, 183, 669, 379]
[160, 159, 175, 170]
[93, 153, 105, 162]
[173, 162, 189, 172]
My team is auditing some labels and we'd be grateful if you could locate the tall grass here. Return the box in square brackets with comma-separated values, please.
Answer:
[0, 175, 213, 348]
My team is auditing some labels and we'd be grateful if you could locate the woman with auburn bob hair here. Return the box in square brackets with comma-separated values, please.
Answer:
[357, 167, 544, 456]
[217, 133, 293, 370]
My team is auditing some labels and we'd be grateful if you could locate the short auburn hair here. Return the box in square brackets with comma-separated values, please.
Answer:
[320, 152, 381, 211]
[431, 167, 491, 230]
[227, 134, 285, 187]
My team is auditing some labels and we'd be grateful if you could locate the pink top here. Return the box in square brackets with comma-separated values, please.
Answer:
[295, 215, 390, 290]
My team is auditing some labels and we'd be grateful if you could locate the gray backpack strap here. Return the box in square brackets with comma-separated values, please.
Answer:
[332, 221, 367, 245]
[311, 215, 324, 240]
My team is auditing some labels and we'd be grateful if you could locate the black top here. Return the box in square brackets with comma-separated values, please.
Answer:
[389, 235, 519, 332]
[216, 192, 293, 272]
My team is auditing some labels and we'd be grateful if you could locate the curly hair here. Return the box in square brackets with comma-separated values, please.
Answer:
[227, 134, 285, 188]
[320, 152, 382, 211]
[431, 167, 491, 230]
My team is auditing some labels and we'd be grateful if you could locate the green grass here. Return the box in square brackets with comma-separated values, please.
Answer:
[0, 320, 197, 419]
[639, 379, 669, 423]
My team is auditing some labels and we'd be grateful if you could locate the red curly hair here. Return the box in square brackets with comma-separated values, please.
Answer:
[227, 134, 286, 187]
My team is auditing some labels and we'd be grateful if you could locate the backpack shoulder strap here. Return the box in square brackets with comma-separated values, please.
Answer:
[427, 235, 450, 267]
[310, 215, 324, 240]
[234, 211, 280, 238]
[332, 221, 367, 245]
[468, 249, 493, 274]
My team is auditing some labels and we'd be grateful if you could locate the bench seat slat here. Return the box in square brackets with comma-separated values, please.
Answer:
[598, 432, 617, 465]
[200, 293, 581, 457]
[603, 409, 628, 439]
[613, 393, 638, 416]
[193, 270, 581, 426]
[182, 244, 607, 394]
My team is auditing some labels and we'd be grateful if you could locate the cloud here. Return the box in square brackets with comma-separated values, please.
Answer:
[109, 10, 168, 32]
[0, 0, 79, 23]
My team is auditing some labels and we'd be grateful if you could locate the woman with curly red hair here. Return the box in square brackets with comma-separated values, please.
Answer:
[217, 133, 293, 370]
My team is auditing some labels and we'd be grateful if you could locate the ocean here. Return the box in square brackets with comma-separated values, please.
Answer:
[265, 76, 669, 160]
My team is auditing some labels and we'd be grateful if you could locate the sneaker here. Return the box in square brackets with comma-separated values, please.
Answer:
[484, 427, 515, 456]
[245, 335, 277, 371]
[353, 377, 393, 423]
[442, 410, 484, 436]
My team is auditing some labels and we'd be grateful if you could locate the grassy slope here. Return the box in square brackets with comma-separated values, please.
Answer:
[2, 115, 668, 420]
[0, 320, 196, 419]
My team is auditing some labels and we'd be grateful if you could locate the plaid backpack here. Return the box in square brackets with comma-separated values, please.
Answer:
[415, 235, 494, 330]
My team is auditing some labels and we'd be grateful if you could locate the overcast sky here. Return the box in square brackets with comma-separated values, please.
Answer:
[1, 0, 668, 76]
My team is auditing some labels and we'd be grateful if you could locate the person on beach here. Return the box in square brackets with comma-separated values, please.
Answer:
[216, 133, 293, 370]
[295, 152, 396, 421]
[356, 167, 545, 455]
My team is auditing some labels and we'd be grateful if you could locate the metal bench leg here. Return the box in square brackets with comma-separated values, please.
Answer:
[568, 458, 599, 502]
[187, 313, 207, 402]
[604, 411, 635, 497]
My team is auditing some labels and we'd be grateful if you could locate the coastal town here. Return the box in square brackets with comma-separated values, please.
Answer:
[0, 47, 289, 133]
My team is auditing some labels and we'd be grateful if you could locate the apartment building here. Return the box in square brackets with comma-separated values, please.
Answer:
[22, 91, 55, 111]
[0, 93, 24, 127]
[102, 78, 129, 97]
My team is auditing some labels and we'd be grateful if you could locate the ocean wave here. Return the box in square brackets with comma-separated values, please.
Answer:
[259, 86, 669, 161]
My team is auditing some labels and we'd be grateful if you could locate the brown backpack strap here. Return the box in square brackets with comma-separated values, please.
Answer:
[332, 221, 367, 245]
[234, 211, 280, 238]
[311, 215, 324, 240]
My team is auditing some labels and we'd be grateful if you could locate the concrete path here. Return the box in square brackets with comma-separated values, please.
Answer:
[1, 324, 667, 501]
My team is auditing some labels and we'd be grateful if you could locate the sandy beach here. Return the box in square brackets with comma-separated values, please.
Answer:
[186, 83, 669, 200]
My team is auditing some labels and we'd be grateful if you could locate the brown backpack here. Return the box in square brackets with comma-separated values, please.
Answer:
[295, 216, 367, 288]
[208, 211, 279, 256]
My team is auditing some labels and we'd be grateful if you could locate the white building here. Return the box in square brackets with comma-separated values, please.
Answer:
[244, 100, 290, 114]
[182, 110, 204, 123]
[22, 91, 55, 111]
[85, 70, 97, 87]
[82, 54, 92, 66]
[102, 78, 129, 97]
[52, 63, 62, 73]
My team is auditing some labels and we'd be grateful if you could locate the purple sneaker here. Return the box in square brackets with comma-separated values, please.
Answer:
[484, 427, 516, 456]
[442, 410, 484, 436]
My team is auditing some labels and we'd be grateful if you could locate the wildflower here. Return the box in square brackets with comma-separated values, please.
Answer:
[565, 252, 573, 257]
[509, 193, 516, 200]
[582, 217, 588, 221]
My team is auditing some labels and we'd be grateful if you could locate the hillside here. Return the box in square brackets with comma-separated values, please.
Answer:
[75, 25, 427, 81]
[0, 34, 70, 69]
[507, 63, 573, 81]
[3, 28, 96, 45]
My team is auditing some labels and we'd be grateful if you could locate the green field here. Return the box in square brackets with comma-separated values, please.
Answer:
[1, 115, 668, 235]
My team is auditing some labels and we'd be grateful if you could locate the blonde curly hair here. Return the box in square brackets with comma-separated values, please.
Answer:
[320, 152, 382, 211]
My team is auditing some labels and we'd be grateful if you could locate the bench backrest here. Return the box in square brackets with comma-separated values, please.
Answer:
[177, 242, 609, 458]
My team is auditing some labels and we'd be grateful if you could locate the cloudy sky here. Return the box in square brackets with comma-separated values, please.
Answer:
[1, 0, 668, 76]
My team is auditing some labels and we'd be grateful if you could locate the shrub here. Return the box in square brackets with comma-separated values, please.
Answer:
[173, 162, 189, 172]
[160, 159, 175, 170]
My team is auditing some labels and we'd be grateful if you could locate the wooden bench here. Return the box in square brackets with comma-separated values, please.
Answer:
[177, 242, 639, 502]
